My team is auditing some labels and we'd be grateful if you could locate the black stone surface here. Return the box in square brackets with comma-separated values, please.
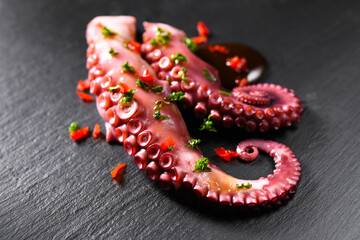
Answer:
[1, 0, 359, 239]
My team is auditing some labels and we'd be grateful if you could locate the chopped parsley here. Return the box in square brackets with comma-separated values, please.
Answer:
[153, 100, 163, 110]
[194, 157, 211, 172]
[150, 38, 157, 48]
[185, 139, 201, 149]
[167, 146, 174, 151]
[199, 115, 217, 132]
[102, 27, 117, 38]
[219, 90, 231, 96]
[150, 27, 171, 47]
[153, 110, 170, 120]
[69, 122, 79, 133]
[153, 100, 169, 119]
[156, 27, 171, 45]
[109, 86, 120, 92]
[122, 61, 135, 73]
[164, 91, 185, 102]
[203, 68, 217, 82]
[120, 89, 136, 104]
[136, 79, 150, 92]
[179, 67, 189, 84]
[151, 85, 163, 92]
[170, 53, 187, 65]
[183, 37, 197, 52]
[136, 79, 163, 93]
[236, 183, 252, 189]
[109, 48, 119, 57]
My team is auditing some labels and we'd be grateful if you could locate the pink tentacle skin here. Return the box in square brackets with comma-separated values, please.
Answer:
[141, 22, 304, 132]
[85, 16, 301, 209]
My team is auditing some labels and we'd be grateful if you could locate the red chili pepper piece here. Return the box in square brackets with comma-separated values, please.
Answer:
[76, 90, 94, 102]
[127, 40, 141, 53]
[119, 82, 129, 92]
[191, 35, 208, 44]
[70, 126, 89, 141]
[111, 163, 127, 183]
[76, 79, 90, 91]
[236, 78, 248, 87]
[226, 56, 248, 72]
[208, 45, 229, 54]
[160, 137, 175, 151]
[197, 21, 210, 37]
[93, 123, 100, 139]
[213, 45, 229, 54]
[139, 69, 156, 82]
[214, 148, 239, 161]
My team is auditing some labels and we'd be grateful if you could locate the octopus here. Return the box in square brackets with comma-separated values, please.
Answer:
[84, 16, 302, 209]
[141, 22, 303, 132]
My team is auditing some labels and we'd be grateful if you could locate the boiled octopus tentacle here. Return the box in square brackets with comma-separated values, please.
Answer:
[141, 22, 303, 132]
[85, 16, 301, 208]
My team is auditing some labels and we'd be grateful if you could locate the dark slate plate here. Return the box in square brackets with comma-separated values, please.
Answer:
[1, 0, 359, 239]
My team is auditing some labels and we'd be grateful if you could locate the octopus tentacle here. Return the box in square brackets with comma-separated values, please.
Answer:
[141, 22, 303, 132]
[85, 16, 301, 209]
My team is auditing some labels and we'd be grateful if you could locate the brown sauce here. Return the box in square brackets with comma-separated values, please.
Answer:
[196, 43, 266, 89]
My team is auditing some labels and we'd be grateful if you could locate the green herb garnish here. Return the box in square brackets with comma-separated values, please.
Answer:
[170, 53, 187, 65]
[153, 100, 163, 110]
[153, 110, 170, 120]
[219, 90, 231, 96]
[167, 146, 174, 151]
[69, 122, 79, 133]
[236, 183, 252, 189]
[194, 157, 211, 172]
[185, 139, 201, 149]
[149, 27, 171, 47]
[179, 67, 189, 84]
[203, 68, 217, 82]
[151, 85, 163, 92]
[164, 91, 185, 102]
[199, 115, 217, 132]
[136, 79, 150, 92]
[109, 86, 120, 92]
[183, 37, 197, 52]
[120, 89, 137, 104]
[102, 27, 117, 38]
[136, 79, 163, 93]
[122, 61, 135, 73]
[109, 48, 119, 57]
[156, 27, 171, 45]
[150, 38, 157, 48]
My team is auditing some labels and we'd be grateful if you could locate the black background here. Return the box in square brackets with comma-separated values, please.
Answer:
[1, 0, 359, 239]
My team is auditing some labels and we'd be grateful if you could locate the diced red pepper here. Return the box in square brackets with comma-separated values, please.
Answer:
[76, 90, 94, 102]
[226, 56, 248, 72]
[197, 21, 210, 37]
[93, 123, 100, 139]
[213, 45, 229, 54]
[139, 69, 156, 82]
[111, 163, 127, 183]
[237, 78, 248, 87]
[191, 35, 208, 44]
[77, 79, 90, 91]
[126, 40, 141, 53]
[214, 148, 239, 161]
[208, 45, 229, 54]
[69, 126, 89, 141]
[118, 82, 129, 92]
[160, 137, 175, 151]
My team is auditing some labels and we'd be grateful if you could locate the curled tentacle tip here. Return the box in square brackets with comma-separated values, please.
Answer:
[236, 141, 259, 162]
